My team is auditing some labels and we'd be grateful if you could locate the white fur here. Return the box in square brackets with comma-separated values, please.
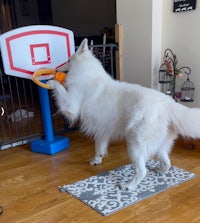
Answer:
[47, 39, 200, 191]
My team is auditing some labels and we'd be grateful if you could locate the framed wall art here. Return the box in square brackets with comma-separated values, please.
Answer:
[173, 0, 197, 12]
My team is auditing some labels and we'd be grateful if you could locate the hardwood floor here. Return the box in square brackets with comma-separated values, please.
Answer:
[1, 131, 200, 223]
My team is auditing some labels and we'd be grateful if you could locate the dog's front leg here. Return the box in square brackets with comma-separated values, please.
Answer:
[120, 140, 147, 191]
[119, 158, 146, 191]
[47, 80, 80, 123]
[47, 79, 68, 100]
[90, 137, 108, 165]
[120, 158, 147, 191]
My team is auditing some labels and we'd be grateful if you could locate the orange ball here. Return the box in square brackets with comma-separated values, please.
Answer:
[54, 72, 66, 84]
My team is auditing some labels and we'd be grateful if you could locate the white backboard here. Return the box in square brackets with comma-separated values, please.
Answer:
[0, 25, 75, 80]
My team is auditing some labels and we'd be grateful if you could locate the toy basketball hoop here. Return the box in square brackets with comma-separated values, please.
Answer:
[0, 25, 74, 80]
[32, 69, 67, 90]
[0, 25, 75, 155]
[32, 68, 56, 90]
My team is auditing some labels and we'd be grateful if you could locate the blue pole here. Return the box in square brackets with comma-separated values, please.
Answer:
[31, 80, 69, 154]
[37, 82, 54, 141]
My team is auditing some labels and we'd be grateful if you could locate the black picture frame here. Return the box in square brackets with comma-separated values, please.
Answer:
[173, 0, 197, 13]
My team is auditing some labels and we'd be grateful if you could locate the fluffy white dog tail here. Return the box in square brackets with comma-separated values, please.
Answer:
[169, 103, 200, 139]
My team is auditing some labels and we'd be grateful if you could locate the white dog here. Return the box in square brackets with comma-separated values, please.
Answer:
[47, 39, 200, 191]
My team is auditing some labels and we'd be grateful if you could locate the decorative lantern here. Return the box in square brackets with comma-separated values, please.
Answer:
[159, 64, 173, 84]
[181, 76, 195, 102]
[158, 48, 195, 102]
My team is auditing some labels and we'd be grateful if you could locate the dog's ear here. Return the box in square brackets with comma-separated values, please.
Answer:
[76, 38, 89, 55]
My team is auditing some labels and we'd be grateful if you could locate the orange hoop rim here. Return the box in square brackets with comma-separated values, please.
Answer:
[32, 68, 56, 90]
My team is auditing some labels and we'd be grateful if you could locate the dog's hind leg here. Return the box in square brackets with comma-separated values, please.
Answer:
[90, 137, 108, 165]
[156, 131, 177, 173]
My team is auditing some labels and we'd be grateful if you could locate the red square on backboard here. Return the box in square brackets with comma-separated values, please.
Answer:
[30, 43, 51, 65]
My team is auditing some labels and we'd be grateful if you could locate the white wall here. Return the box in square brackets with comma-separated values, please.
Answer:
[151, 0, 163, 90]
[162, 0, 200, 107]
[117, 0, 200, 107]
[116, 0, 153, 87]
[116, 0, 162, 88]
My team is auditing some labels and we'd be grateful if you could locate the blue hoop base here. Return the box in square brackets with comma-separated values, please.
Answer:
[31, 136, 69, 155]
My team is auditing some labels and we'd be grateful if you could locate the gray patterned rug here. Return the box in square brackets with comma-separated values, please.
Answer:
[60, 160, 196, 216]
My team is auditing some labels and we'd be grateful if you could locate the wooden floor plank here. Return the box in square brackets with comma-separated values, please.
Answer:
[0, 131, 200, 223]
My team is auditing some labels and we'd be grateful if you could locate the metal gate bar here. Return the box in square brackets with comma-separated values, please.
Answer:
[0, 74, 42, 149]
[91, 43, 116, 79]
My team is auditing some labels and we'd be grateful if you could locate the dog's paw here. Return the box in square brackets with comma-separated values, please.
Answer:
[47, 79, 61, 89]
[151, 163, 170, 174]
[90, 156, 102, 165]
[118, 182, 137, 191]
[118, 183, 130, 191]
